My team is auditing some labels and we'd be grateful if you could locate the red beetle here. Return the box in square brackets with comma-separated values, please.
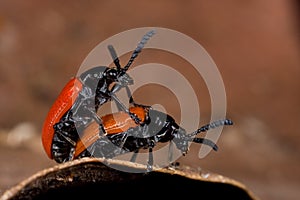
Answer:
[74, 105, 233, 171]
[42, 30, 155, 163]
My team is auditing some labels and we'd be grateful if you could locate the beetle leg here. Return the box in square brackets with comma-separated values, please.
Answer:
[111, 84, 151, 110]
[125, 85, 136, 106]
[130, 149, 139, 163]
[115, 132, 129, 155]
[52, 128, 77, 163]
[56, 130, 77, 147]
[147, 147, 154, 172]
[168, 141, 174, 164]
[83, 106, 107, 136]
[146, 140, 155, 172]
[124, 86, 152, 110]
[53, 121, 78, 147]
[110, 93, 143, 125]
[108, 85, 126, 112]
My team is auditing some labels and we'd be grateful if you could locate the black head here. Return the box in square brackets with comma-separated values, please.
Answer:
[103, 63, 133, 87]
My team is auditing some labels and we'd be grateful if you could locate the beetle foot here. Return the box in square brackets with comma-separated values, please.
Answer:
[146, 164, 153, 172]
[168, 161, 180, 170]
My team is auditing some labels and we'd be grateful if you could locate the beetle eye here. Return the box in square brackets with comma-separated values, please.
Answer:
[106, 69, 117, 79]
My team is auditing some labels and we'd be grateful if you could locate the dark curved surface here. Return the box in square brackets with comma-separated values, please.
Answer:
[2, 159, 258, 200]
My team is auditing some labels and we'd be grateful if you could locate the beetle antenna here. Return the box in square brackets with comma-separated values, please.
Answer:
[108, 45, 121, 70]
[188, 119, 233, 137]
[123, 29, 156, 71]
[192, 138, 219, 151]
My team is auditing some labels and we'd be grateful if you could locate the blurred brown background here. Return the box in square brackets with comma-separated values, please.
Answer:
[0, 1, 299, 199]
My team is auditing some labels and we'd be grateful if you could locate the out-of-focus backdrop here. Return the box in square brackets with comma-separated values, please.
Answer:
[0, 1, 299, 199]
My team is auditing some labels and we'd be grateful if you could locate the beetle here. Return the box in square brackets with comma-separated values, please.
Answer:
[74, 105, 233, 171]
[42, 30, 155, 163]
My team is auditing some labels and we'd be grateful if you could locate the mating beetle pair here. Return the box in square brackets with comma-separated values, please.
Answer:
[42, 30, 155, 163]
[42, 30, 233, 169]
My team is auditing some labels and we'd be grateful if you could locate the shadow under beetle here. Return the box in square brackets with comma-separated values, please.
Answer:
[75, 105, 233, 171]
[42, 30, 155, 163]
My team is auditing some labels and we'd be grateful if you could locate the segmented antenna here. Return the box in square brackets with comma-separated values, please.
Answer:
[189, 119, 233, 137]
[123, 29, 156, 71]
[108, 45, 121, 70]
[192, 138, 219, 151]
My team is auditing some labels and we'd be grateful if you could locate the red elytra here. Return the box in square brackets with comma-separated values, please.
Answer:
[42, 77, 83, 159]
[74, 106, 147, 158]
